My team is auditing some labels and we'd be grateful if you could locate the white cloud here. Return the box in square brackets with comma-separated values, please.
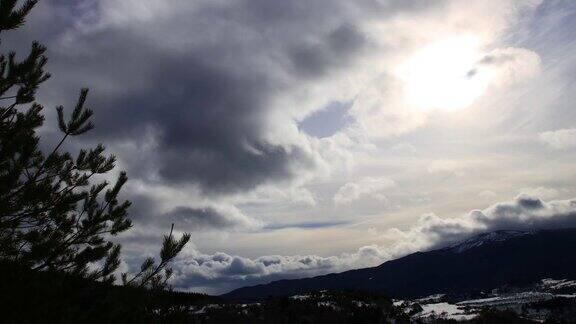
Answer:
[409, 196, 432, 204]
[390, 143, 418, 155]
[518, 187, 560, 200]
[478, 190, 497, 198]
[334, 177, 395, 205]
[171, 244, 389, 294]
[475, 47, 541, 88]
[539, 129, 576, 149]
[427, 159, 465, 176]
[386, 195, 576, 256]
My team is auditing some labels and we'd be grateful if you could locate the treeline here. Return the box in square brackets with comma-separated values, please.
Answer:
[0, 261, 217, 323]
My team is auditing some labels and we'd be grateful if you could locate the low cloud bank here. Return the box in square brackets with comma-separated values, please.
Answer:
[386, 194, 576, 255]
[171, 245, 389, 294]
[170, 195, 576, 294]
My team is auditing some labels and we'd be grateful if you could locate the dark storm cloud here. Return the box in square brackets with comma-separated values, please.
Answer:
[166, 207, 254, 231]
[328, 24, 367, 55]
[9, 0, 380, 197]
[87, 52, 314, 194]
[468, 195, 576, 231]
[7, 0, 488, 294]
[123, 194, 258, 232]
[7, 0, 451, 198]
[289, 24, 366, 78]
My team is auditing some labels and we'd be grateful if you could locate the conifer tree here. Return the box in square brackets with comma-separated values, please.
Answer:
[0, 0, 190, 288]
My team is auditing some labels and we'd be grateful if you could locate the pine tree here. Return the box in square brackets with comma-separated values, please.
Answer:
[0, 0, 190, 288]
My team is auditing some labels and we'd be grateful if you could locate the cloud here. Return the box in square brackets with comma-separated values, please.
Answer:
[171, 244, 389, 294]
[473, 47, 541, 87]
[387, 195, 576, 255]
[334, 177, 395, 205]
[264, 220, 348, 230]
[18, 0, 380, 198]
[251, 185, 317, 206]
[518, 187, 560, 200]
[409, 196, 432, 204]
[13, 0, 542, 200]
[125, 192, 261, 232]
[539, 128, 576, 149]
[390, 143, 418, 155]
[8, 0, 544, 212]
[9, 0, 567, 295]
[170, 194, 576, 294]
[478, 190, 497, 198]
[165, 206, 261, 231]
[427, 159, 465, 176]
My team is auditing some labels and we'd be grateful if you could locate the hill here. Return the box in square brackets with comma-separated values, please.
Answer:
[223, 228, 576, 300]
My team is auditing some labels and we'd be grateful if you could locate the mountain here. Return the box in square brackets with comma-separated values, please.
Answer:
[223, 228, 576, 300]
[444, 230, 531, 253]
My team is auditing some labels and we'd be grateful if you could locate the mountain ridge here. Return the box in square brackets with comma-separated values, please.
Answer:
[443, 230, 533, 253]
[222, 228, 576, 300]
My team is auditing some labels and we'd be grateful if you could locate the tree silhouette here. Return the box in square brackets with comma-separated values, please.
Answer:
[0, 0, 190, 288]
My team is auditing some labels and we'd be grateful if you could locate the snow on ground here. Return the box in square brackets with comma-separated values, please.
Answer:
[290, 294, 312, 300]
[416, 302, 477, 321]
[352, 300, 371, 307]
[457, 291, 575, 308]
[417, 294, 446, 303]
[541, 278, 576, 291]
[409, 282, 576, 321]
[317, 301, 339, 310]
[447, 230, 530, 253]
[392, 300, 405, 307]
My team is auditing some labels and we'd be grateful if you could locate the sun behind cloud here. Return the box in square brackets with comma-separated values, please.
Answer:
[398, 35, 491, 112]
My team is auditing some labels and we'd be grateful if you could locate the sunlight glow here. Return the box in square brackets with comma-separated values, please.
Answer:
[399, 36, 491, 112]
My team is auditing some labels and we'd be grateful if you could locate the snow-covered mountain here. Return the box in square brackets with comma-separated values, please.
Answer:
[223, 228, 576, 300]
[445, 230, 533, 253]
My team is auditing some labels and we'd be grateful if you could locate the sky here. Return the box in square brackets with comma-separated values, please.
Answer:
[8, 0, 576, 294]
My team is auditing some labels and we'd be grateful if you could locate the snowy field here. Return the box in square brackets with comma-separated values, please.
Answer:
[394, 278, 576, 321]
